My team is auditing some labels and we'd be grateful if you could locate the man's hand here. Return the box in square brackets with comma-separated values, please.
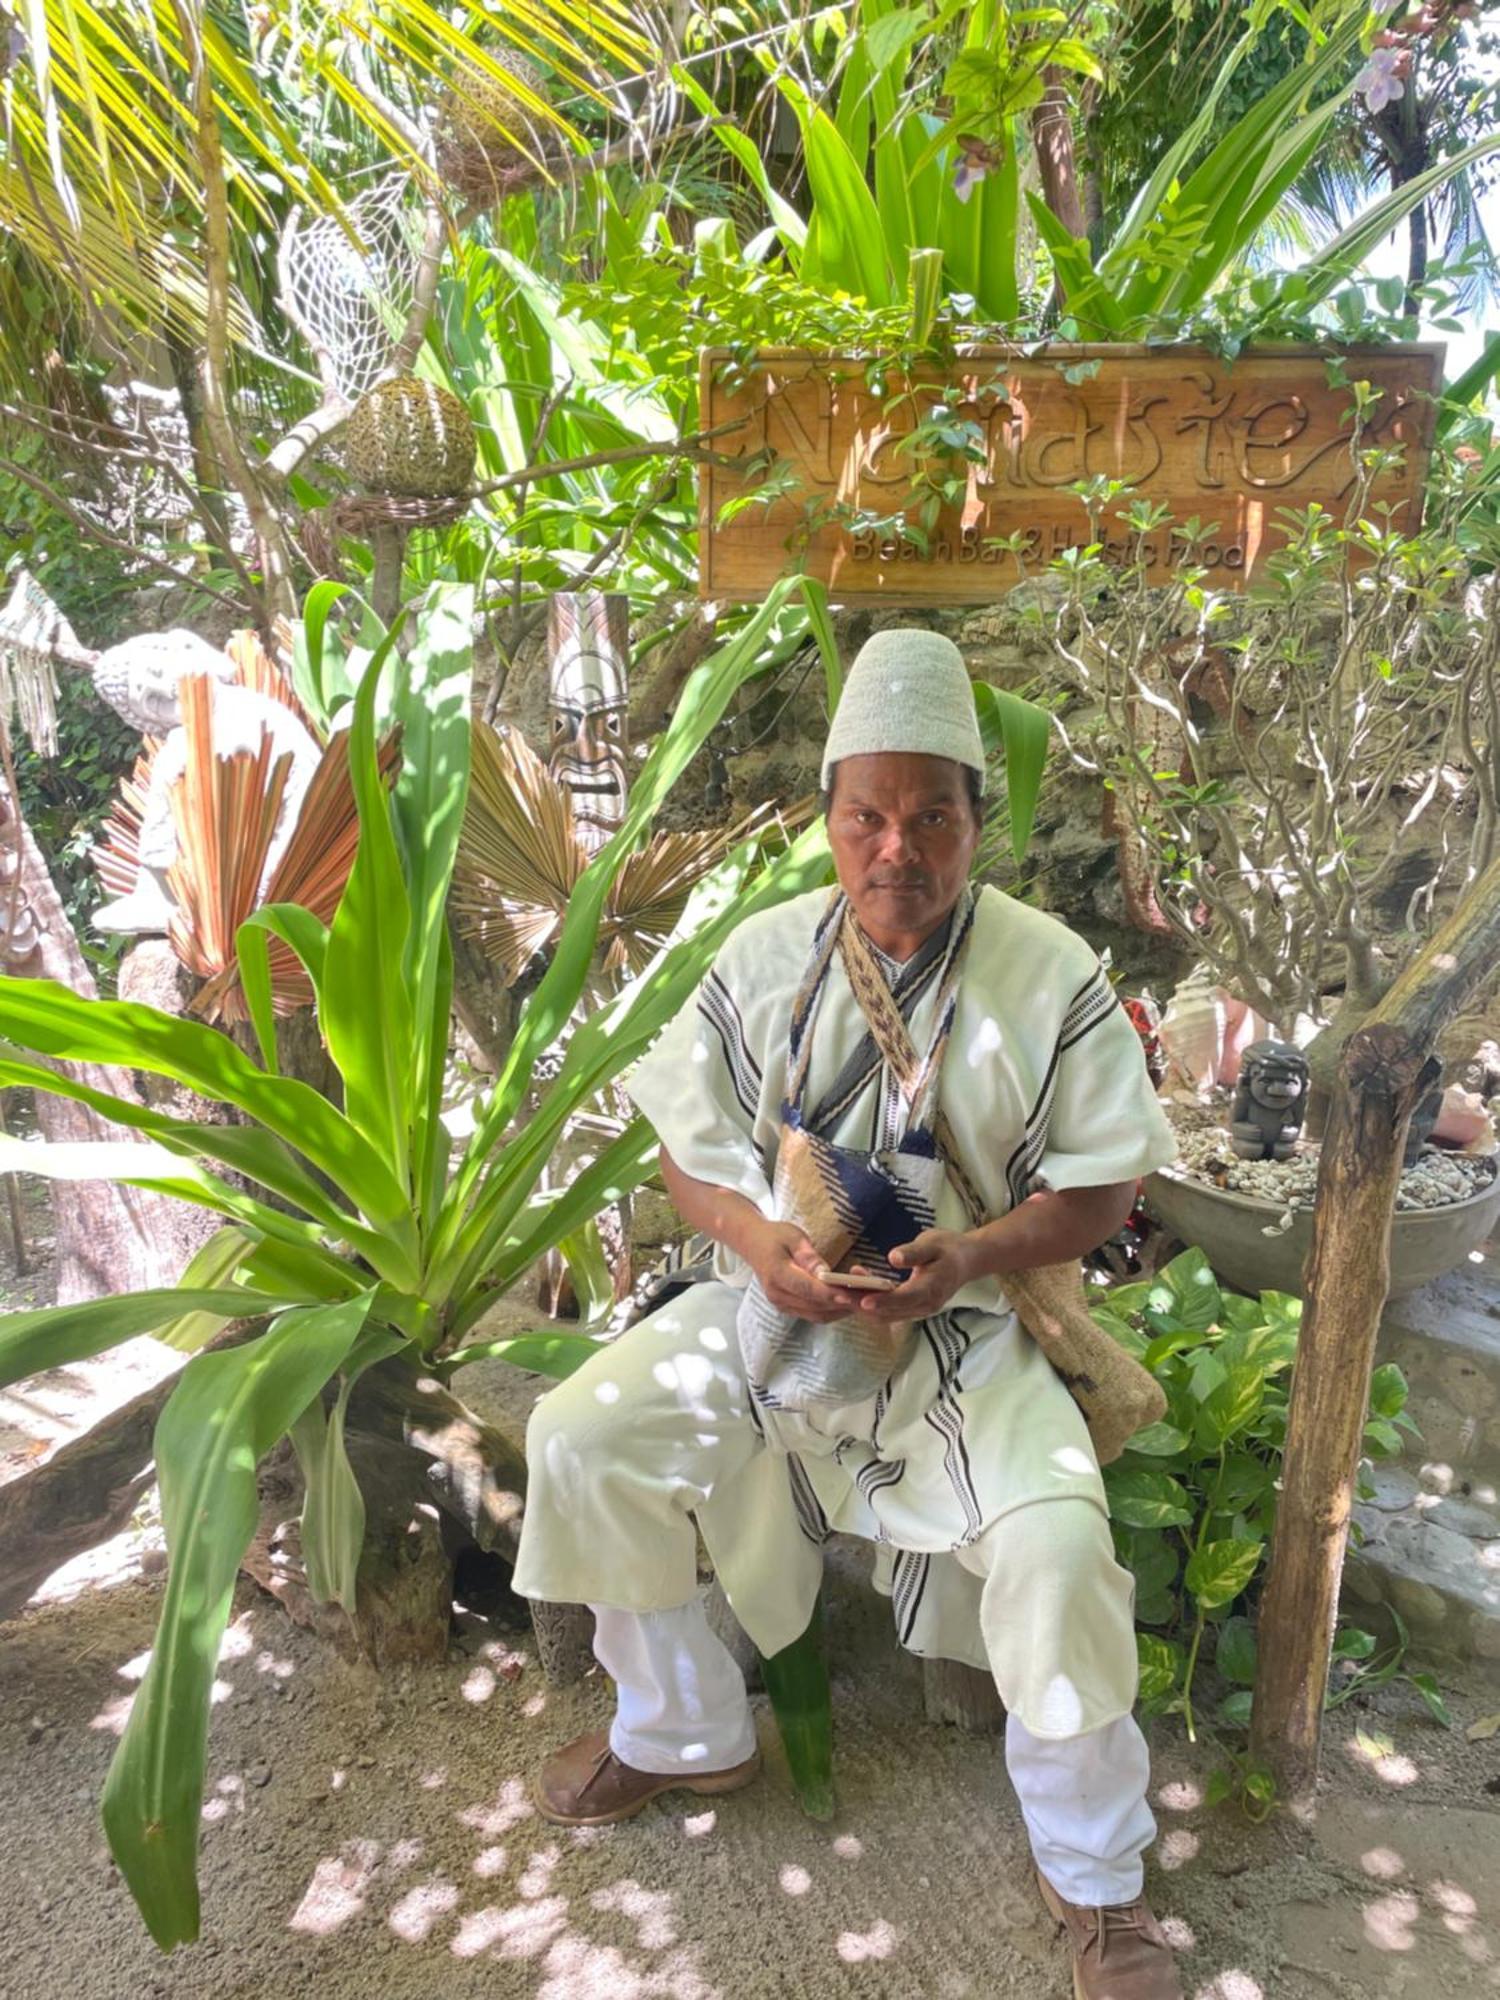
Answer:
[748, 1220, 866, 1324]
[854, 1228, 978, 1323]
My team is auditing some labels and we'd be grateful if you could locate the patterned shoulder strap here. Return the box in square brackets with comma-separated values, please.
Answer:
[837, 894, 987, 1222]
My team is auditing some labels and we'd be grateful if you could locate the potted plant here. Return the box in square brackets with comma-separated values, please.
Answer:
[1018, 418, 1500, 1294]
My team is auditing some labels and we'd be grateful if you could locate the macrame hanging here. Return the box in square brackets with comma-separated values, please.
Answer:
[278, 173, 426, 408]
[0, 570, 68, 758]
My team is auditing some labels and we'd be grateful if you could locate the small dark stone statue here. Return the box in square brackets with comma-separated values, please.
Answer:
[1230, 1040, 1311, 1161]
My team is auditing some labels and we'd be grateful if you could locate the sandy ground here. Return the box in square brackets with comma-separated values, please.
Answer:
[2, 1535, 1500, 2000]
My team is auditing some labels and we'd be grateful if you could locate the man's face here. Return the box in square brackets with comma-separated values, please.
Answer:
[826, 753, 981, 955]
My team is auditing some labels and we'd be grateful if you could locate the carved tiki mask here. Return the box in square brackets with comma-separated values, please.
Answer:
[546, 593, 629, 854]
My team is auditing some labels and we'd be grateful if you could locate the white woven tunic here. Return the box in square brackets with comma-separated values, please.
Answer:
[614, 883, 1176, 1671]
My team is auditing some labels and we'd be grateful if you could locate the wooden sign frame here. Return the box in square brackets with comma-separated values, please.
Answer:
[697, 343, 1445, 603]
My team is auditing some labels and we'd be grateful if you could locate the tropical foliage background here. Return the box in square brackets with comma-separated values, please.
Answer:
[0, 0, 1497, 1953]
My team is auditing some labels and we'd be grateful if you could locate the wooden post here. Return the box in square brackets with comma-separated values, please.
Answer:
[1252, 853, 1500, 1805]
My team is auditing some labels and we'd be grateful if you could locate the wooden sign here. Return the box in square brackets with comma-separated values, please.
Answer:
[698, 344, 1444, 603]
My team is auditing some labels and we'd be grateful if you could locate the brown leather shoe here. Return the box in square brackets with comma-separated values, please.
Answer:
[532, 1728, 762, 1828]
[1037, 1871, 1183, 2000]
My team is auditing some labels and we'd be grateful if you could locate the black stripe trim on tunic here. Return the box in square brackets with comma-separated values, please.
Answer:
[1003, 964, 1110, 1207]
[787, 1450, 832, 1546]
[1060, 991, 1121, 1052]
[893, 1550, 931, 1646]
[855, 1457, 906, 1508]
[921, 1313, 983, 1544]
[698, 971, 762, 1121]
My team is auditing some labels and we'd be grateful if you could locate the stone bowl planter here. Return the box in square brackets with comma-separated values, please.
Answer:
[1142, 1164, 1500, 1299]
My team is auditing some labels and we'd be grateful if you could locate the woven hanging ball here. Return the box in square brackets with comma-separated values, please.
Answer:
[344, 377, 476, 500]
[435, 47, 546, 207]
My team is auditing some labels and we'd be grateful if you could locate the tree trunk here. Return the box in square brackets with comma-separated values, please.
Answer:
[0, 1364, 174, 1622]
[1031, 65, 1087, 245]
[923, 1657, 1005, 1733]
[1252, 851, 1500, 1805]
[0, 1319, 262, 1622]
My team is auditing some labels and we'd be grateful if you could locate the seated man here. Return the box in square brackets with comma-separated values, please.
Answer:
[514, 629, 1182, 2000]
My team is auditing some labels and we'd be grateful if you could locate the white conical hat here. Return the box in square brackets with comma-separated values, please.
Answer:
[821, 628, 986, 793]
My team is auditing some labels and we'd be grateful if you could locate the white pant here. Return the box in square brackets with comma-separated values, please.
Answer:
[591, 1598, 1156, 1907]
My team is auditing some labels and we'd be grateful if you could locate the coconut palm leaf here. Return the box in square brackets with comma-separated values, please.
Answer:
[1, 0, 650, 349]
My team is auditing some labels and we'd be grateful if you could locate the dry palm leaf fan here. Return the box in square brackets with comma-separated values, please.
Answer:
[92, 637, 400, 1024]
[452, 722, 812, 984]
[183, 724, 403, 1025]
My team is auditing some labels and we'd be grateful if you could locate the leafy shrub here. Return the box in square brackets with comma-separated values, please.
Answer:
[1091, 1248, 1414, 1738]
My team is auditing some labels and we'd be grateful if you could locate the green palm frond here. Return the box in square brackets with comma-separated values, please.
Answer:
[0, 0, 651, 342]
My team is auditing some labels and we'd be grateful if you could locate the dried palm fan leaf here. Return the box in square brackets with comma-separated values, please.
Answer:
[599, 802, 815, 978]
[166, 674, 291, 990]
[452, 722, 585, 980]
[191, 729, 402, 1024]
[224, 629, 321, 738]
[455, 713, 816, 985]
[91, 746, 157, 903]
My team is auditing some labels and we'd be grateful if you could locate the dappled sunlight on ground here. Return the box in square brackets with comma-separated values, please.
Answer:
[7, 1567, 1500, 1998]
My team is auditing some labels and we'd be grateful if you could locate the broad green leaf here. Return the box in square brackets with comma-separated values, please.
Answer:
[1218, 1689, 1255, 1729]
[0, 980, 418, 1261]
[778, 76, 895, 305]
[392, 583, 473, 1220]
[1104, 1468, 1195, 1530]
[1296, 131, 1500, 314]
[1369, 1363, 1409, 1420]
[154, 1229, 256, 1353]
[1101, 1279, 1152, 1319]
[973, 680, 1049, 866]
[1185, 1348, 1229, 1404]
[1362, 1416, 1405, 1460]
[474, 1120, 661, 1322]
[321, 639, 414, 1187]
[1122, 1421, 1190, 1458]
[0, 1286, 301, 1390]
[1135, 1584, 1177, 1627]
[291, 1326, 405, 1611]
[1407, 1671, 1453, 1730]
[1438, 333, 1500, 436]
[1148, 1249, 1221, 1332]
[234, 903, 331, 1074]
[927, 115, 1021, 324]
[1196, 1361, 1266, 1449]
[1136, 1633, 1182, 1705]
[1217, 1320, 1298, 1376]
[1088, 1305, 1150, 1360]
[759, 1597, 835, 1820]
[449, 1330, 608, 1380]
[0, 1054, 411, 1283]
[102, 1295, 373, 1947]
[1185, 1537, 1263, 1612]
[292, 581, 351, 727]
[1215, 1615, 1258, 1687]
[1122, 1529, 1179, 1595]
[557, 1221, 616, 1329]
[1218, 1453, 1276, 1512]
[1332, 1627, 1377, 1661]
